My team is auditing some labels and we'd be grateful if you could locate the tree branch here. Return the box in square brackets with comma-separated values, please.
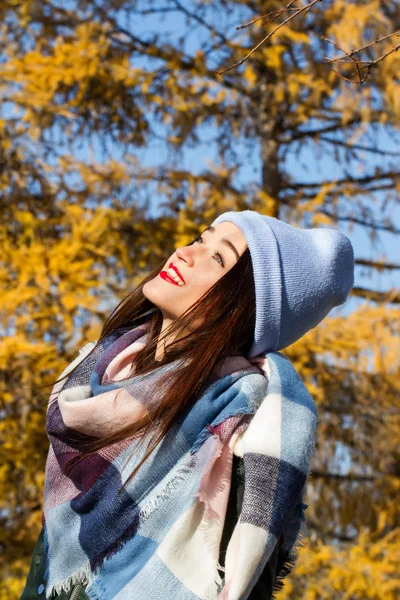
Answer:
[285, 170, 400, 190]
[322, 30, 400, 85]
[279, 118, 363, 143]
[217, 0, 322, 75]
[217, 2, 399, 82]
[351, 287, 400, 304]
[316, 209, 400, 236]
[310, 470, 381, 482]
[171, 0, 229, 45]
[355, 259, 400, 271]
[285, 183, 396, 202]
[319, 136, 400, 157]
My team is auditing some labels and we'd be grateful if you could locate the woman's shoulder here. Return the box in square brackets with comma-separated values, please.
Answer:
[265, 352, 318, 416]
[210, 351, 317, 423]
[209, 355, 269, 410]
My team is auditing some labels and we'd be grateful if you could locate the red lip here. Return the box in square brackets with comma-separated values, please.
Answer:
[169, 262, 185, 284]
[159, 271, 181, 286]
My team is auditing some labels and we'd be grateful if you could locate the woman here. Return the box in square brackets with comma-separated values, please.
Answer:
[21, 209, 354, 600]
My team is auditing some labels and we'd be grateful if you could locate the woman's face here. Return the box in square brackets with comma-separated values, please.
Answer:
[143, 221, 248, 321]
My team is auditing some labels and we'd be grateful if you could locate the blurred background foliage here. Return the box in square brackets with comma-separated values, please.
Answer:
[0, 1, 399, 598]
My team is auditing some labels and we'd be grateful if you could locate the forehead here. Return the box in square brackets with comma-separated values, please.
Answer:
[209, 221, 247, 250]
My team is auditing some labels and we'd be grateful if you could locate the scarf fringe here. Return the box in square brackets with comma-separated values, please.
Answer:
[45, 562, 93, 599]
[203, 565, 224, 600]
[271, 486, 311, 598]
[138, 460, 194, 521]
[90, 514, 141, 572]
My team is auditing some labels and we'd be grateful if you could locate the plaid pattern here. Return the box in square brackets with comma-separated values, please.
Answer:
[42, 323, 317, 600]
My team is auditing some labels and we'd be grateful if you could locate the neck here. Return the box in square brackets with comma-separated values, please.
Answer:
[154, 317, 174, 362]
[154, 316, 196, 362]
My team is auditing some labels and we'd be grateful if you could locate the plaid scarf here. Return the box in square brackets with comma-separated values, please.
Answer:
[42, 321, 318, 599]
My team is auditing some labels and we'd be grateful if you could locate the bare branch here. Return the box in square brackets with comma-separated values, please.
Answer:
[321, 30, 400, 85]
[323, 30, 400, 62]
[216, 1, 399, 83]
[217, 0, 322, 75]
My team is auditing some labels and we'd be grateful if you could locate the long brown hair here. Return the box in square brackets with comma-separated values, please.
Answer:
[40, 241, 256, 492]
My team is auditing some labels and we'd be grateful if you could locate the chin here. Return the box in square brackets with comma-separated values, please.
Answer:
[143, 278, 169, 309]
[144, 282, 188, 323]
[142, 278, 158, 302]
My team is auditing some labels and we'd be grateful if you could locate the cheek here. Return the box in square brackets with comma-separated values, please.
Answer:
[188, 271, 220, 295]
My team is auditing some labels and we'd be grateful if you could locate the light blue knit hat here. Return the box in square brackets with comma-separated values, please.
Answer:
[211, 210, 355, 358]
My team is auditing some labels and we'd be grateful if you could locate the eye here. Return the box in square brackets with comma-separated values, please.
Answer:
[191, 236, 224, 267]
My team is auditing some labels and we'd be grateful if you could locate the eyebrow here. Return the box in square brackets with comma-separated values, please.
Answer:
[202, 226, 240, 263]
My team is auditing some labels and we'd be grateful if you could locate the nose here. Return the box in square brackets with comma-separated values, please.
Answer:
[175, 244, 195, 267]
